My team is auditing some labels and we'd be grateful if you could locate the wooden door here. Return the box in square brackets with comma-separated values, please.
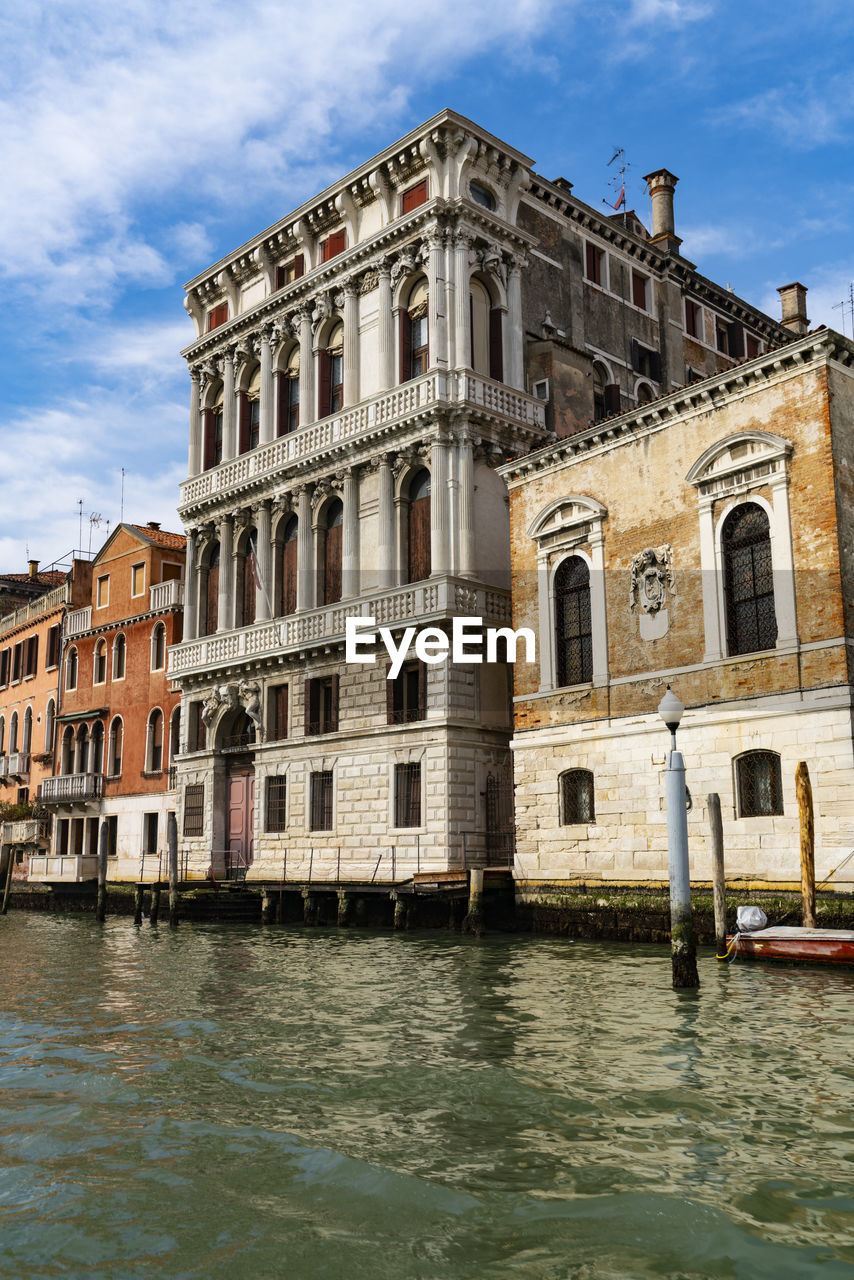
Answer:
[206, 563, 219, 636]
[227, 770, 255, 873]
[408, 495, 431, 583]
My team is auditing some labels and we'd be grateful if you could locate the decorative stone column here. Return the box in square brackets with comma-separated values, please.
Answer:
[217, 514, 233, 633]
[377, 263, 394, 390]
[298, 306, 314, 428]
[376, 454, 395, 588]
[457, 432, 475, 578]
[222, 349, 237, 461]
[430, 436, 451, 576]
[343, 285, 359, 407]
[506, 260, 525, 390]
[426, 229, 447, 369]
[187, 369, 202, 476]
[259, 329, 274, 446]
[444, 238, 457, 370]
[341, 466, 360, 599]
[454, 229, 472, 371]
[296, 486, 313, 610]
[254, 501, 272, 621]
[184, 529, 198, 640]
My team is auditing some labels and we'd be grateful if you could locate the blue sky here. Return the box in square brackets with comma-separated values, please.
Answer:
[2, 0, 852, 569]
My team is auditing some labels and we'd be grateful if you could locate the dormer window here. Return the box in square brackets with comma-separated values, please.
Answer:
[469, 181, 496, 211]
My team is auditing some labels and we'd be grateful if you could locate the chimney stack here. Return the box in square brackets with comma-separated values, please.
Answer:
[147, 521, 161, 531]
[643, 169, 681, 254]
[777, 282, 809, 336]
[28, 559, 39, 580]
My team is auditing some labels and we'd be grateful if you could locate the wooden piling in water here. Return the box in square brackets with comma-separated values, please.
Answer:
[167, 812, 179, 928]
[303, 889, 318, 926]
[392, 894, 407, 931]
[463, 868, 485, 936]
[708, 793, 727, 958]
[133, 884, 144, 926]
[796, 762, 816, 928]
[337, 890, 351, 927]
[0, 845, 13, 915]
[96, 820, 109, 923]
[149, 885, 161, 925]
[261, 890, 275, 924]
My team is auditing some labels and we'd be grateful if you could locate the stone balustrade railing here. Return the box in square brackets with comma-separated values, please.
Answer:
[179, 371, 546, 511]
[150, 579, 184, 611]
[65, 606, 93, 637]
[39, 773, 104, 803]
[0, 583, 68, 638]
[168, 577, 512, 676]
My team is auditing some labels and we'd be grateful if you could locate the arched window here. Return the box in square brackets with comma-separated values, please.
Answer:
[561, 770, 595, 825]
[94, 638, 107, 684]
[318, 322, 344, 418]
[75, 725, 88, 774]
[281, 516, 298, 616]
[66, 646, 78, 691]
[203, 401, 224, 470]
[112, 633, 126, 680]
[470, 278, 502, 381]
[203, 543, 220, 638]
[146, 709, 163, 772]
[722, 503, 777, 656]
[9, 711, 18, 753]
[151, 622, 166, 671]
[237, 528, 257, 628]
[636, 381, 654, 405]
[554, 557, 592, 687]
[399, 277, 429, 383]
[736, 751, 783, 817]
[108, 717, 123, 777]
[239, 366, 261, 454]
[277, 348, 300, 436]
[61, 726, 74, 774]
[45, 699, 55, 753]
[406, 469, 431, 584]
[90, 721, 104, 774]
[323, 500, 343, 605]
[469, 180, 496, 211]
[22, 707, 32, 755]
[170, 706, 181, 765]
[0, 716, 6, 754]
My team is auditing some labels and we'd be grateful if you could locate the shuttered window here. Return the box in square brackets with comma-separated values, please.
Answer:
[305, 675, 339, 735]
[401, 180, 428, 214]
[322, 230, 346, 262]
[208, 303, 228, 331]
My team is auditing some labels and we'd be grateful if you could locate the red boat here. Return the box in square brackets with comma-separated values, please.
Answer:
[728, 926, 854, 966]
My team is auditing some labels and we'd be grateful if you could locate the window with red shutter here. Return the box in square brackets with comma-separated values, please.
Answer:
[208, 302, 228, 331]
[632, 271, 648, 311]
[401, 180, 428, 214]
[322, 230, 347, 262]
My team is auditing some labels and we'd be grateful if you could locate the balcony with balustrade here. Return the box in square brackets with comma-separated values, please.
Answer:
[168, 576, 512, 678]
[150, 579, 184, 611]
[39, 773, 104, 804]
[178, 371, 547, 516]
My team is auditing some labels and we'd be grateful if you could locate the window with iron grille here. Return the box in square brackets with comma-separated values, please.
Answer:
[387, 662, 426, 724]
[736, 752, 783, 817]
[554, 556, 592, 686]
[722, 503, 777, 656]
[394, 763, 421, 828]
[266, 776, 287, 832]
[310, 771, 333, 830]
[305, 675, 338, 735]
[183, 783, 204, 836]
[561, 769, 595, 824]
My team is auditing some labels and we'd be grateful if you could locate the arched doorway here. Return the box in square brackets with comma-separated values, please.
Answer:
[219, 708, 256, 878]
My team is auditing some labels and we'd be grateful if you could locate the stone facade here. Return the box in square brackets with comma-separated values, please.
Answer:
[169, 108, 796, 884]
[500, 330, 854, 890]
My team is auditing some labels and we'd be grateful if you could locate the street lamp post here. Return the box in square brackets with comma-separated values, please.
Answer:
[658, 685, 699, 989]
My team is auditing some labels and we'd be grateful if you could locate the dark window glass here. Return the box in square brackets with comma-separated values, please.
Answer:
[561, 770, 595, 824]
[736, 751, 783, 817]
[554, 557, 592, 686]
[722, 503, 777, 656]
[395, 762, 421, 827]
[266, 777, 287, 832]
[310, 771, 333, 830]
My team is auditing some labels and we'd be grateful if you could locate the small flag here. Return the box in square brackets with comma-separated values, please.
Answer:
[612, 186, 625, 211]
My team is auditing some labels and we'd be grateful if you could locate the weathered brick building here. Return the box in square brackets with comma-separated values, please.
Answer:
[168, 109, 798, 883]
[33, 524, 185, 884]
[500, 327, 854, 890]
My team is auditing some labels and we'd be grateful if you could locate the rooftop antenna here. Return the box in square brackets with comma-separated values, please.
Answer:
[88, 513, 103, 556]
[120, 468, 125, 524]
[77, 499, 84, 553]
[604, 147, 629, 213]
[833, 283, 854, 338]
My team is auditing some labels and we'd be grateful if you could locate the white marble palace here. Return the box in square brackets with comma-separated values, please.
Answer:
[169, 109, 785, 883]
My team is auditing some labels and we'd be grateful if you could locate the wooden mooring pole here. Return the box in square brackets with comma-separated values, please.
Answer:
[96, 820, 109, 922]
[796, 762, 816, 928]
[708, 793, 727, 959]
[167, 811, 179, 929]
[1, 844, 13, 915]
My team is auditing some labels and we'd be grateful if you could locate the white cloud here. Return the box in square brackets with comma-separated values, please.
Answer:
[717, 77, 854, 149]
[629, 0, 711, 22]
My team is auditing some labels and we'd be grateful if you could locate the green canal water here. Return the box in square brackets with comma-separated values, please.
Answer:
[1, 914, 853, 1279]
